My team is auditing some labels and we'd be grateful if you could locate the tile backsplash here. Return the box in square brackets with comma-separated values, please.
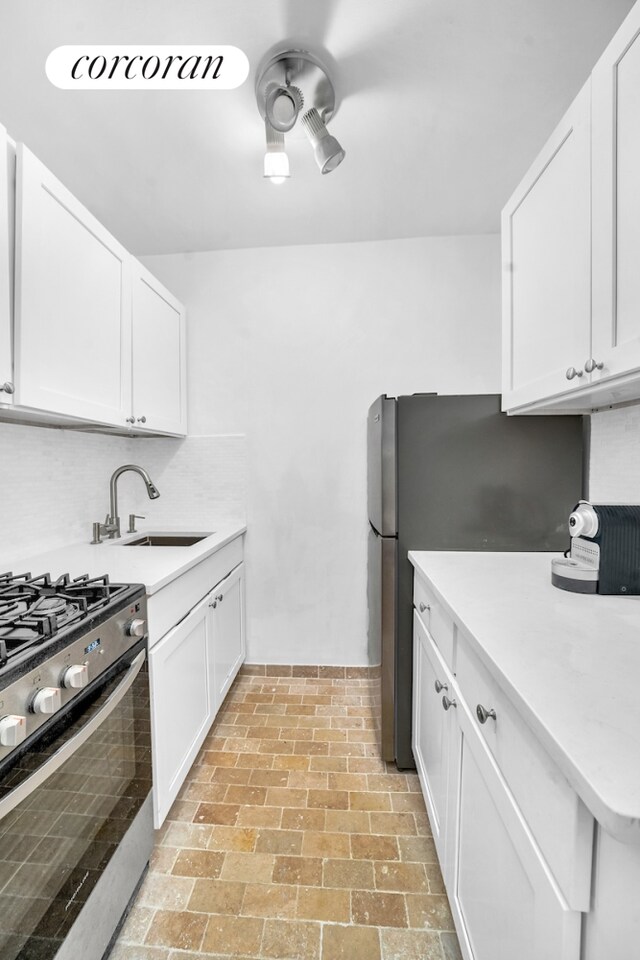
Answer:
[589, 404, 640, 502]
[0, 422, 246, 565]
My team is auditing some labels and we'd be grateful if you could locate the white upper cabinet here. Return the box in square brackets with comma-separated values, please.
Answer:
[0, 125, 12, 403]
[14, 144, 131, 426]
[502, 83, 591, 411]
[591, 2, 640, 381]
[131, 260, 187, 436]
[503, 2, 640, 413]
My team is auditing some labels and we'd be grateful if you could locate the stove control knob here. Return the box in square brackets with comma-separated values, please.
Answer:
[0, 715, 27, 747]
[31, 687, 62, 715]
[125, 618, 147, 638]
[62, 664, 89, 690]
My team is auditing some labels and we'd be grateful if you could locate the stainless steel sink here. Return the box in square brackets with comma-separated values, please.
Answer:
[124, 534, 212, 547]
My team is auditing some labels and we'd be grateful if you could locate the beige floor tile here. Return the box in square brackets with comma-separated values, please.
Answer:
[241, 882, 298, 919]
[323, 858, 375, 890]
[296, 886, 350, 922]
[261, 918, 321, 960]
[220, 851, 275, 883]
[321, 924, 381, 960]
[406, 893, 456, 930]
[171, 849, 225, 879]
[207, 825, 257, 852]
[380, 928, 446, 960]
[145, 909, 208, 951]
[351, 890, 408, 928]
[202, 915, 264, 955]
[272, 855, 323, 887]
[187, 879, 246, 915]
[116, 672, 461, 960]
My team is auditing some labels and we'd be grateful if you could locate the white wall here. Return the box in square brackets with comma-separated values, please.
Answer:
[589, 404, 640, 500]
[0, 423, 245, 568]
[144, 235, 501, 666]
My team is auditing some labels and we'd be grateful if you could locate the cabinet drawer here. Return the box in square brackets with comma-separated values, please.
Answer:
[455, 635, 593, 910]
[413, 574, 454, 666]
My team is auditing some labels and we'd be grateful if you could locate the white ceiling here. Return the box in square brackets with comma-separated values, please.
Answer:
[0, 0, 634, 254]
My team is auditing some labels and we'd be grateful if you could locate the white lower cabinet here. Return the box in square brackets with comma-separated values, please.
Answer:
[451, 700, 581, 960]
[210, 563, 246, 713]
[412, 612, 453, 872]
[150, 557, 246, 827]
[412, 592, 584, 960]
[150, 591, 213, 827]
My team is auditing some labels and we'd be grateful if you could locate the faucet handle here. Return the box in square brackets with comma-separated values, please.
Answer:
[128, 514, 145, 534]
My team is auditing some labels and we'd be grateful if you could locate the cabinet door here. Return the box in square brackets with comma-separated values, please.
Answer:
[210, 563, 245, 713]
[0, 125, 12, 403]
[502, 83, 592, 411]
[592, 2, 640, 380]
[131, 260, 187, 436]
[150, 593, 213, 827]
[412, 612, 452, 874]
[449, 699, 582, 960]
[14, 144, 131, 426]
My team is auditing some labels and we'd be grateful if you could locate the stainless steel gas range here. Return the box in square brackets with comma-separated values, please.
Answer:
[0, 570, 153, 960]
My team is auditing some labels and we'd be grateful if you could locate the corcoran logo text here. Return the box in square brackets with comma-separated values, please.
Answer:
[46, 45, 249, 90]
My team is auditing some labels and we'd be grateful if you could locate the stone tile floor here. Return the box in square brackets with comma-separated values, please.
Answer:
[112, 669, 462, 960]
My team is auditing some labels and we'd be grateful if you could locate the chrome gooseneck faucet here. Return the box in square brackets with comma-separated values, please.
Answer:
[91, 464, 160, 543]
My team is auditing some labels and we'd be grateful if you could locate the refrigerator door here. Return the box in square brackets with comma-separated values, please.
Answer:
[393, 393, 584, 768]
[367, 396, 397, 536]
[367, 525, 396, 762]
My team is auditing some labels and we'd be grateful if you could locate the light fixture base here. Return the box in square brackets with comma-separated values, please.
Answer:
[255, 50, 337, 140]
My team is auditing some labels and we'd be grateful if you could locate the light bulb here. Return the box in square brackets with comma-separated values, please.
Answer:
[264, 120, 290, 183]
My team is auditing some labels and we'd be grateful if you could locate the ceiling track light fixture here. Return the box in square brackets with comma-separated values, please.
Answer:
[255, 49, 345, 183]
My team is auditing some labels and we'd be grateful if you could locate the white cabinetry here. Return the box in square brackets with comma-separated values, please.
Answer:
[149, 547, 245, 827]
[503, 3, 640, 413]
[210, 563, 245, 713]
[14, 144, 131, 426]
[412, 613, 452, 871]
[0, 124, 12, 403]
[131, 260, 187, 436]
[502, 84, 591, 411]
[150, 591, 213, 827]
[412, 577, 585, 960]
[591, 2, 640, 381]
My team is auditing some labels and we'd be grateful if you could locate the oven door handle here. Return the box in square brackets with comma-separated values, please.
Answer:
[0, 649, 146, 822]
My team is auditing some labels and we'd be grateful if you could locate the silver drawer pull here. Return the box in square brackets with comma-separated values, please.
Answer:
[584, 358, 604, 373]
[476, 703, 497, 724]
[419, 602, 430, 613]
[565, 366, 584, 381]
[434, 679, 448, 694]
[442, 695, 457, 711]
[0, 382, 14, 394]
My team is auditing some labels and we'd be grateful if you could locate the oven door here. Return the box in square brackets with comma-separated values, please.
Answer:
[0, 640, 152, 960]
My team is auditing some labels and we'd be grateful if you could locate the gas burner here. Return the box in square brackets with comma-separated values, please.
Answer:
[0, 571, 130, 667]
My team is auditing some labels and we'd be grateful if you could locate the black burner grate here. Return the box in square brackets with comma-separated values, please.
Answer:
[0, 572, 129, 666]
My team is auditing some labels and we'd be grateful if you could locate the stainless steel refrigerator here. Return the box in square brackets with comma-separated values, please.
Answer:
[367, 393, 585, 769]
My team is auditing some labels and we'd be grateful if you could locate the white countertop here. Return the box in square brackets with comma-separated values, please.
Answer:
[409, 550, 640, 842]
[8, 522, 247, 595]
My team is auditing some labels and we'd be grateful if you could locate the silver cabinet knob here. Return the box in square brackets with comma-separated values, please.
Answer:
[476, 703, 497, 724]
[442, 695, 457, 711]
[584, 358, 604, 373]
[125, 416, 135, 424]
[434, 679, 448, 694]
[136, 416, 147, 423]
[209, 600, 218, 608]
[419, 602, 430, 613]
[565, 367, 584, 381]
[0, 382, 14, 394]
